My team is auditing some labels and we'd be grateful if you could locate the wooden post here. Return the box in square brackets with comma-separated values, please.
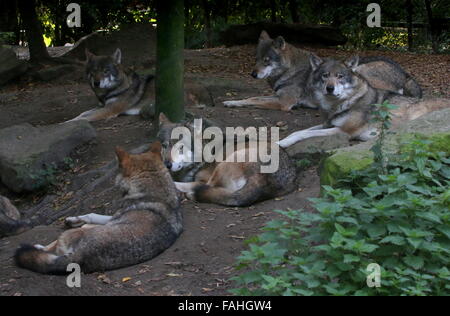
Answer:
[155, 0, 185, 123]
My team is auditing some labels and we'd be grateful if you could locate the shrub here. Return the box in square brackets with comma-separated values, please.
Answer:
[231, 139, 450, 296]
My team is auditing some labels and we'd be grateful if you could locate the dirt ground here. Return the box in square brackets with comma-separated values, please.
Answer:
[0, 44, 448, 296]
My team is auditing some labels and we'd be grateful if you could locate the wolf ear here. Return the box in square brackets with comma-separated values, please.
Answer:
[259, 30, 271, 42]
[149, 141, 162, 155]
[159, 112, 173, 126]
[112, 48, 122, 64]
[115, 146, 130, 166]
[309, 53, 323, 71]
[85, 48, 94, 62]
[345, 55, 360, 71]
[273, 36, 286, 50]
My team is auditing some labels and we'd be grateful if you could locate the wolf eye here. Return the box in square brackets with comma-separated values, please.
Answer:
[337, 74, 344, 79]
[322, 73, 330, 79]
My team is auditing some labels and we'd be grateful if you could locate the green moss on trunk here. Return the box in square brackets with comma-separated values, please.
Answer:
[155, 0, 185, 123]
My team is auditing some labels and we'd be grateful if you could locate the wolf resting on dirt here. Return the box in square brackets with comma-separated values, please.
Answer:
[224, 30, 422, 111]
[15, 142, 183, 274]
[67, 48, 213, 122]
[66, 48, 155, 122]
[277, 55, 449, 148]
[158, 113, 297, 207]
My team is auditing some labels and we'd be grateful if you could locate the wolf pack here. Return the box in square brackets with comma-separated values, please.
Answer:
[4, 30, 448, 275]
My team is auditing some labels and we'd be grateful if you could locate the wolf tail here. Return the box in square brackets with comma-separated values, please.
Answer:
[0, 220, 30, 238]
[15, 245, 72, 275]
[404, 77, 423, 99]
[193, 179, 268, 207]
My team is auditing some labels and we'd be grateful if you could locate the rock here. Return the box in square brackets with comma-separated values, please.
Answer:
[0, 47, 28, 86]
[320, 148, 374, 187]
[33, 64, 78, 82]
[286, 133, 351, 160]
[0, 121, 97, 193]
[63, 24, 156, 68]
[320, 108, 450, 187]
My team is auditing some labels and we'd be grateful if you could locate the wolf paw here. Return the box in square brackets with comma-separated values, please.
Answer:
[223, 101, 243, 108]
[65, 217, 86, 228]
[186, 192, 196, 201]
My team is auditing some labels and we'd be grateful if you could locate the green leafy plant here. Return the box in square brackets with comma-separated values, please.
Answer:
[296, 158, 313, 171]
[63, 157, 76, 170]
[29, 163, 59, 189]
[231, 139, 450, 296]
[0, 32, 15, 45]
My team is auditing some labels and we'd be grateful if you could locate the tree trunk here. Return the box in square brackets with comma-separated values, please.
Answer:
[185, 0, 191, 29]
[222, 0, 230, 24]
[424, 0, 439, 53]
[202, 0, 213, 48]
[270, 0, 277, 23]
[406, 0, 414, 51]
[289, 0, 300, 23]
[155, 0, 185, 123]
[17, 0, 50, 62]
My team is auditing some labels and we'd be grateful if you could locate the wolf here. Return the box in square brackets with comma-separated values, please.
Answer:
[67, 48, 155, 122]
[157, 113, 297, 207]
[224, 31, 422, 111]
[14, 142, 183, 274]
[224, 30, 312, 111]
[277, 55, 448, 148]
[0, 196, 31, 238]
[67, 49, 214, 122]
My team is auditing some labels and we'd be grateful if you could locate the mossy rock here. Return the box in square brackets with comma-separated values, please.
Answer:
[0, 121, 97, 193]
[319, 108, 450, 188]
[320, 149, 374, 187]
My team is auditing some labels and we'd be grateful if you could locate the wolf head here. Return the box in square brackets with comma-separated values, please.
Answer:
[85, 48, 124, 91]
[115, 142, 170, 198]
[252, 30, 289, 79]
[157, 113, 195, 173]
[309, 54, 361, 100]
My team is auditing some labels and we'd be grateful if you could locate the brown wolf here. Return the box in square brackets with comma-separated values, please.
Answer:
[158, 113, 297, 207]
[224, 31, 422, 111]
[278, 55, 448, 148]
[14, 142, 183, 274]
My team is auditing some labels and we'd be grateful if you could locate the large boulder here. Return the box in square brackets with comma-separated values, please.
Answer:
[63, 24, 156, 68]
[320, 108, 450, 187]
[0, 121, 97, 193]
[0, 46, 28, 86]
[32, 64, 78, 82]
[286, 133, 351, 160]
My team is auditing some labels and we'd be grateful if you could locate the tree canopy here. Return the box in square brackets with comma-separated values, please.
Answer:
[1, 0, 449, 52]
